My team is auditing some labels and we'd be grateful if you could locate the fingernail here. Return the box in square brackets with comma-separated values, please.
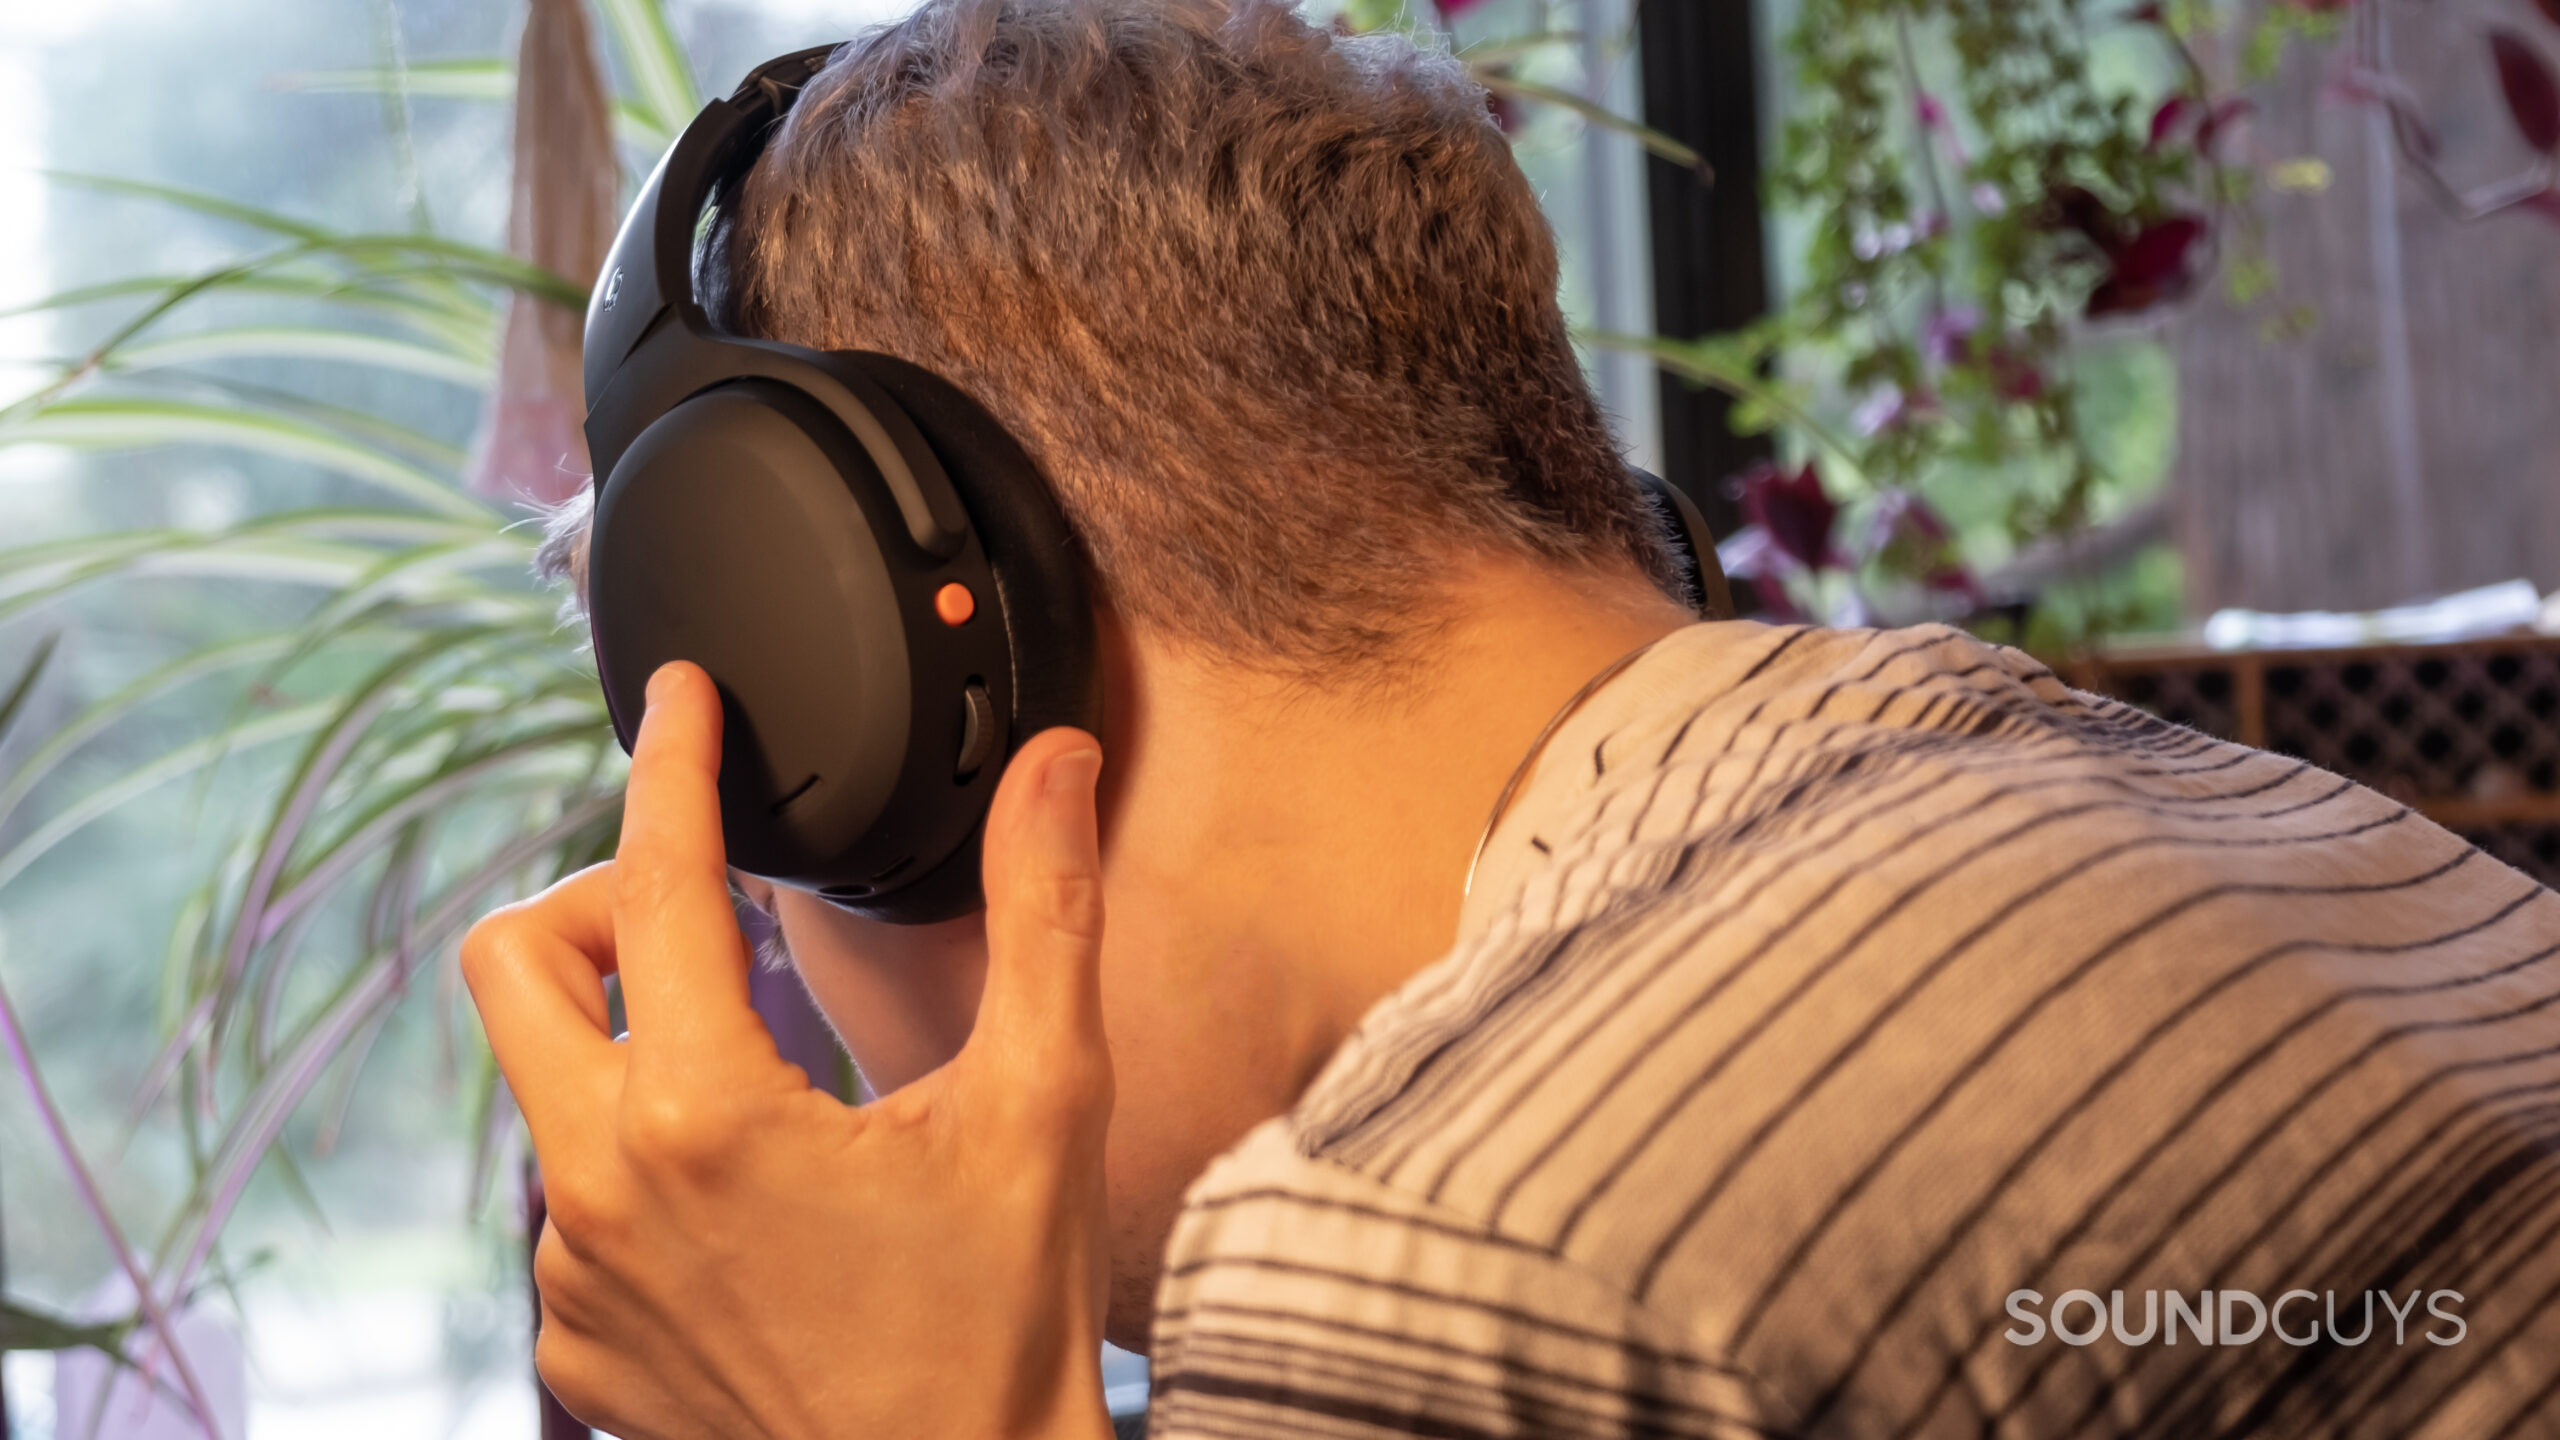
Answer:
[1046, 748, 1103, 800]
[645, 663, 677, 710]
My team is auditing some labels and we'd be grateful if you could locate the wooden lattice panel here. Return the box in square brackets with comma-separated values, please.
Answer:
[2071, 633, 2560, 891]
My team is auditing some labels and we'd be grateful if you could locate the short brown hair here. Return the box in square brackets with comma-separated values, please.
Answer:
[555, 0, 1669, 674]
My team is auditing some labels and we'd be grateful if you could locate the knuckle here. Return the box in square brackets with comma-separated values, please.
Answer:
[619, 1087, 720, 1172]
[540, 1173, 623, 1249]
[531, 1222, 578, 1298]
[457, 910, 526, 992]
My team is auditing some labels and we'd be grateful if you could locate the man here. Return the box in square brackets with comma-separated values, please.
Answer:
[461, 2, 2560, 1436]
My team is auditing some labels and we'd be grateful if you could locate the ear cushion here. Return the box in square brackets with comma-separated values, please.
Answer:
[792, 350, 1103, 923]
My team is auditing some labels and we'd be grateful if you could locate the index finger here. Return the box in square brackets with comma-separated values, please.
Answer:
[611, 661, 765, 1060]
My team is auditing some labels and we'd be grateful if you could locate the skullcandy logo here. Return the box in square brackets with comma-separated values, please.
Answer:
[601, 267, 624, 312]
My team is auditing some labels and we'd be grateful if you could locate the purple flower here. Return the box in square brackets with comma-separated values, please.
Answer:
[1922, 306, 1982, 363]
[1851, 383, 1938, 436]
[1712, 528, 1808, 622]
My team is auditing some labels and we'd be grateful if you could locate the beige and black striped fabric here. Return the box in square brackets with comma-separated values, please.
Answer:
[1146, 622, 2560, 1439]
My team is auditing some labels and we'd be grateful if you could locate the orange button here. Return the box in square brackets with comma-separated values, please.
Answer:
[934, 581, 976, 626]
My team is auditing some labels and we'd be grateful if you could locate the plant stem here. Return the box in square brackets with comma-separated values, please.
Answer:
[1583, 329, 1874, 488]
[0, 973, 224, 1437]
[1894, 12, 1953, 318]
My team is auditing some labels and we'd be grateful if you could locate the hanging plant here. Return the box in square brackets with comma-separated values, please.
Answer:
[1638, 0, 2259, 638]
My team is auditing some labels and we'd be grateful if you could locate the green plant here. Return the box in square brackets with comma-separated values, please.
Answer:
[1622, 0, 2241, 641]
[0, 0, 712, 1403]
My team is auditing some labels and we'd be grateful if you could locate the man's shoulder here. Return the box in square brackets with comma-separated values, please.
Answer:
[1280, 622, 2353, 1214]
[1148, 1120, 1769, 1436]
[1206, 626, 2560, 1437]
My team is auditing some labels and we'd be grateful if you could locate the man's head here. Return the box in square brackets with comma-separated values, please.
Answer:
[550, 0, 1703, 1349]
[550, 0, 1669, 675]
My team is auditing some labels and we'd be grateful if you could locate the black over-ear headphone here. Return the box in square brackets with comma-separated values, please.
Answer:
[579, 45, 1734, 924]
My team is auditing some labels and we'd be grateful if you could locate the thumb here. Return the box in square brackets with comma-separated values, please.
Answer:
[964, 727, 1108, 1102]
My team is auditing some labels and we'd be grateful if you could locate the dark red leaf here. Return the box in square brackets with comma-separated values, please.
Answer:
[2491, 29, 2560, 153]
[1987, 349, 2048, 401]
[2520, 187, 2560, 227]
[2118, 215, 2206, 280]
[2148, 96, 2196, 150]
[1731, 461, 1841, 572]
[2086, 214, 2208, 317]
[2538, 0, 2560, 34]
[1434, 0, 1495, 13]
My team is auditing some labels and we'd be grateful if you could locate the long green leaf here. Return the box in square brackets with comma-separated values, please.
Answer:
[0, 632, 298, 833]
[280, 235, 584, 310]
[595, 0, 702, 141]
[40, 174, 575, 306]
[158, 788, 616, 1309]
[274, 58, 513, 103]
[146, 373, 473, 472]
[1582, 328, 1873, 486]
[43, 171, 336, 245]
[198, 625, 520, 1055]
[1471, 72, 1707, 172]
[0, 702, 333, 896]
[110, 327, 491, 388]
[271, 724, 613, 924]
[0, 634, 60, 744]
[276, 63, 669, 149]
[0, 271, 473, 329]
[2, 238, 499, 422]
[3, 398, 488, 519]
[0, 509, 510, 579]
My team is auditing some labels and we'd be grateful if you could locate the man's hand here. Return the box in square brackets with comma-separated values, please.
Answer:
[462, 661, 1115, 1440]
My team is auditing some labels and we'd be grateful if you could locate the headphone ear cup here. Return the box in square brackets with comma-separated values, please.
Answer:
[797, 352, 1099, 924]
[836, 352, 1102, 746]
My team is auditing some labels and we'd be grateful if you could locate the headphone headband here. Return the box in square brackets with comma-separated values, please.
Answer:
[581, 45, 839, 413]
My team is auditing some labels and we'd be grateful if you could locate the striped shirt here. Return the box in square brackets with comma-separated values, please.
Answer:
[1144, 622, 2560, 1439]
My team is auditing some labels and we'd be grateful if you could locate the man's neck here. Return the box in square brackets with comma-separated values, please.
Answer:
[1107, 555, 1699, 1085]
